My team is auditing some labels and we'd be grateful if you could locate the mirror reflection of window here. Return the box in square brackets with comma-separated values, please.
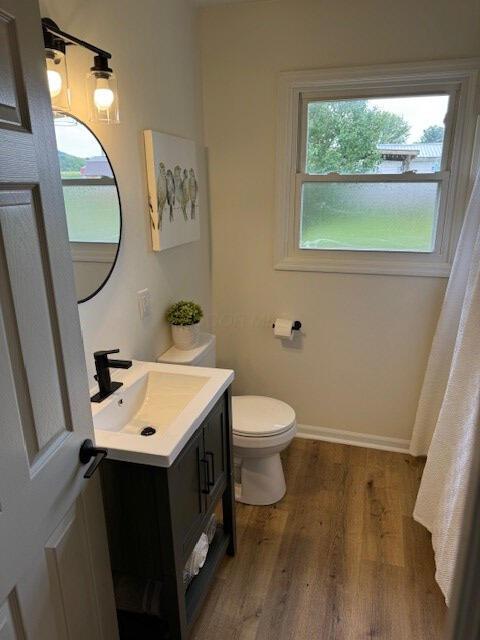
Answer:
[54, 114, 121, 303]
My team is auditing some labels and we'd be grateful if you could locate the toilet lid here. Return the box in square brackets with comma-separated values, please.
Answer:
[232, 396, 296, 437]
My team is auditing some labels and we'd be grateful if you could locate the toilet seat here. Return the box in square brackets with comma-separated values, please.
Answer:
[232, 396, 296, 437]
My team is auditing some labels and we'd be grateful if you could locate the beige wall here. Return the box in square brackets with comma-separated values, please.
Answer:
[40, 0, 211, 384]
[199, 0, 480, 442]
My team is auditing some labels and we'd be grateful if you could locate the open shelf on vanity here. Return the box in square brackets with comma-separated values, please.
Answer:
[185, 523, 230, 626]
[113, 520, 231, 639]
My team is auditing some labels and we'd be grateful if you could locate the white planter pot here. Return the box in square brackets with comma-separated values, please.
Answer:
[171, 323, 200, 350]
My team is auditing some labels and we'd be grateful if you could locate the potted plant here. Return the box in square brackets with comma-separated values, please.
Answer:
[166, 300, 203, 350]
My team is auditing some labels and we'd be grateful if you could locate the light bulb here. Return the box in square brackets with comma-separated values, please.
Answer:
[93, 78, 115, 110]
[94, 88, 114, 110]
[47, 68, 62, 98]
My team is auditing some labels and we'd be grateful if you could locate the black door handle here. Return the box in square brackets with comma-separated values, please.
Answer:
[205, 451, 215, 487]
[79, 439, 107, 479]
[200, 458, 210, 494]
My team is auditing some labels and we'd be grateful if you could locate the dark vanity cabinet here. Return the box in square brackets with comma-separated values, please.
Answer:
[171, 401, 229, 554]
[101, 388, 236, 639]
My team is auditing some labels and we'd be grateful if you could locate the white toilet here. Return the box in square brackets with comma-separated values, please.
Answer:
[157, 333, 296, 505]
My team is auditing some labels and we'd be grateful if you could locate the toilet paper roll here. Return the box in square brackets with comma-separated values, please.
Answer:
[273, 318, 294, 341]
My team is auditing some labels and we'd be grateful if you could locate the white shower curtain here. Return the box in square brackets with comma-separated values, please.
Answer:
[410, 171, 480, 604]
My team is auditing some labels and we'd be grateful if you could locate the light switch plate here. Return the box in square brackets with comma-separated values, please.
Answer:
[137, 288, 151, 319]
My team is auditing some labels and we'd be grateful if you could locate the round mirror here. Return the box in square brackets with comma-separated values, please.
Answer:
[53, 113, 121, 303]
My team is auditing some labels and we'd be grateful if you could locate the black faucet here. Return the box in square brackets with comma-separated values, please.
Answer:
[90, 349, 132, 403]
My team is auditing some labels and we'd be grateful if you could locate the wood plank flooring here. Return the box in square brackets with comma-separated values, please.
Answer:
[191, 438, 446, 640]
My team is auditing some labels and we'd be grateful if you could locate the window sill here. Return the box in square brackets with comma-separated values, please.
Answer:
[70, 242, 117, 263]
[274, 252, 451, 277]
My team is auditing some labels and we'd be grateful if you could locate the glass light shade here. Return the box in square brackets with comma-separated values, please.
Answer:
[46, 49, 70, 112]
[86, 70, 119, 124]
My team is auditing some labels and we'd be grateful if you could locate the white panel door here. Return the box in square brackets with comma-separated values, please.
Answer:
[0, 0, 118, 638]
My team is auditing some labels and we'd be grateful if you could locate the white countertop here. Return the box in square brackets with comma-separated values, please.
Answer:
[92, 360, 234, 467]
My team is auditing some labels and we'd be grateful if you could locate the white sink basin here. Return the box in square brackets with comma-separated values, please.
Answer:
[92, 360, 234, 467]
[94, 370, 210, 435]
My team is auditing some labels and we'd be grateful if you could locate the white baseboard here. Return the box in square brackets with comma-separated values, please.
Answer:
[296, 423, 411, 454]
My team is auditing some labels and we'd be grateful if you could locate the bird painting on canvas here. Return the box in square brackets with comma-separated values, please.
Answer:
[145, 130, 201, 252]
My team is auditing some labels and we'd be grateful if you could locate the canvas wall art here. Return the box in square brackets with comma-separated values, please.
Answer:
[144, 130, 200, 251]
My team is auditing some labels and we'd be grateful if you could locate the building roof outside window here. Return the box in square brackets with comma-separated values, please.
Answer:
[376, 142, 442, 173]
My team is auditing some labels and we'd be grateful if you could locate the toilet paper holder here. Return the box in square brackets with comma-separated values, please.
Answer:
[272, 320, 302, 331]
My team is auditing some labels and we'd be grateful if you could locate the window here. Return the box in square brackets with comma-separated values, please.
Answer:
[275, 61, 479, 276]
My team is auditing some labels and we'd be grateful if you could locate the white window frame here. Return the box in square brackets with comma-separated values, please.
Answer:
[274, 59, 480, 277]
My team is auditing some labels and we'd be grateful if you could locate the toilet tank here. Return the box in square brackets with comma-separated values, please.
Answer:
[157, 333, 216, 367]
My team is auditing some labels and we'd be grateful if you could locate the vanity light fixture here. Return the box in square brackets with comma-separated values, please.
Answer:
[42, 18, 120, 124]
[43, 22, 70, 111]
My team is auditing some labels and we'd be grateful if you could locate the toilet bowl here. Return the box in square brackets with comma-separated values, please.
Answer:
[157, 333, 296, 505]
[232, 395, 296, 505]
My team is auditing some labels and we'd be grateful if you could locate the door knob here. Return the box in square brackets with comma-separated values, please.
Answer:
[79, 439, 107, 479]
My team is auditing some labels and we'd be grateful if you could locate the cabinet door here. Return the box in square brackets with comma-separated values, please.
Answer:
[202, 398, 228, 508]
[170, 429, 206, 557]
